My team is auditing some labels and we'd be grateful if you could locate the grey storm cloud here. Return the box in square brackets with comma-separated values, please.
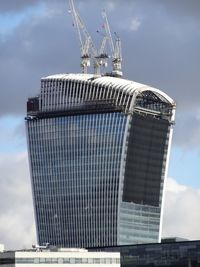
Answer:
[0, 0, 42, 13]
[0, 0, 200, 149]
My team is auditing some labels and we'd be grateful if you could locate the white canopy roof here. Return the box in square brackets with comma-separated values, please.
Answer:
[42, 73, 175, 106]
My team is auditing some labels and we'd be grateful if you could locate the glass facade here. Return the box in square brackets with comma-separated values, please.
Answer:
[27, 113, 126, 247]
[26, 73, 175, 248]
[92, 240, 200, 267]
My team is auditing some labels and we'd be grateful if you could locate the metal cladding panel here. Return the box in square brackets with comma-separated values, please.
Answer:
[27, 112, 127, 248]
[122, 113, 170, 207]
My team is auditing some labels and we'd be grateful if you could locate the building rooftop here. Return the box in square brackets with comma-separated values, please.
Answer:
[42, 73, 175, 106]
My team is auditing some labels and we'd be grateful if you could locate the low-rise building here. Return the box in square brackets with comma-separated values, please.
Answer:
[90, 240, 200, 267]
[0, 247, 120, 267]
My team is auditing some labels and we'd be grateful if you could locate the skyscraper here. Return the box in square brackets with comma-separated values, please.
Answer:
[26, 73, 175, 248]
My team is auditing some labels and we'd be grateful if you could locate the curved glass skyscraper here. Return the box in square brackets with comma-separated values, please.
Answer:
[26, 73, 176, 248]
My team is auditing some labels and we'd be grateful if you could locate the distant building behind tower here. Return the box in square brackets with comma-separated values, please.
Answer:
[26, 73, 176, 248]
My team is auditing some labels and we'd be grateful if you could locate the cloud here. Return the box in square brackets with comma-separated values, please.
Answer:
[0, 0, 42, 13]
[0, 0, 199, 116]
[0, 116, 26, 152]
[158, 0, 200, 18]
[172, 113, 200, 150]
[130, 17, 141, 31]
[162, 178, 200, 240]
[0, 152, 36, 249]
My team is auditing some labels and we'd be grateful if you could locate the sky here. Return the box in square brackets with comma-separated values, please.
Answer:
[0, 0, 200, 249]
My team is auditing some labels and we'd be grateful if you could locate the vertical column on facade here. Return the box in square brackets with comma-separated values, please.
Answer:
[82, 115, 86, 247]
[93, 113, 99, 246]
[72, 113, 77, 246]
[37, 120, 42, 243]
[118, 91, 125, 107]
[43, 80, 46, 112]
[76, 114, 80, 247]
[62, 80, 67, 109]
[74, 81, 79, 106]
[84, 80, 89, 101]
[60, 116, 64, 245]
[116, 90, 122, 108]
[67, 116, 71, 246]
[94, 113, 98, 246]
[77, 82, 82, 103]
[66, 116, 71, 246]
[87, 81, 93, 101]
[57, 80, 61, 110]
[71, 80, 75, 108]
[112, 114, 117, 245]
[40, 80, 44, 112]
[68, 80, 73, 108]
[110, 113, 115, 245]
[65, 80, 70, 109]
[80, 82, 86, 103]
[125, 94, 131, 113]
[35, 120, 41, 242]
[96, 83, 101, 101]
[88, 113, 94, 246]
[90, 83, 96, 100]
[48, 81, 52, 111]
[100, 113, 105, 246]
[79, 115, 83, 247]
[58, 79, 63, 109]
[54, 80, 59, 110]
[101, 84, 107, 100]
[98, 85, 103, 101]
[58, 116, 63, 245]
[104, 113, 109, 246]
[68, 115, 73, 246]
[86, 114, 91, 246]
[105, 84, 111, 102]
[50, 80, 54, 111]
[52, 80, 55, 111]
[52, 117, 57, 244]
[57, 79, 62, 110]
[112, 85, 119, 107]
[50, 118, 55, 244]
[46, 80, 50, 112]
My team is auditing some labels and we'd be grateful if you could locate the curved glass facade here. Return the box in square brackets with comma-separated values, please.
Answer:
[26, 73, 175, 248]
[27, 113, 126, 247]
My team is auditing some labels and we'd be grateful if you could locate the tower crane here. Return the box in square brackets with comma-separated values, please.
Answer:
[95, 33, 109, 70]
[101, 10, 123, 77]
[68, 0, 108, 75]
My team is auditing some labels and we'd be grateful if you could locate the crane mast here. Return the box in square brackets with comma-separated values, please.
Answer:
[69, 0, 108, 75]
[102, 10, 123, 77]
[69, 0, 122, 76]
[95, 34, 109, 70]
[69, 0, 94, 73]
